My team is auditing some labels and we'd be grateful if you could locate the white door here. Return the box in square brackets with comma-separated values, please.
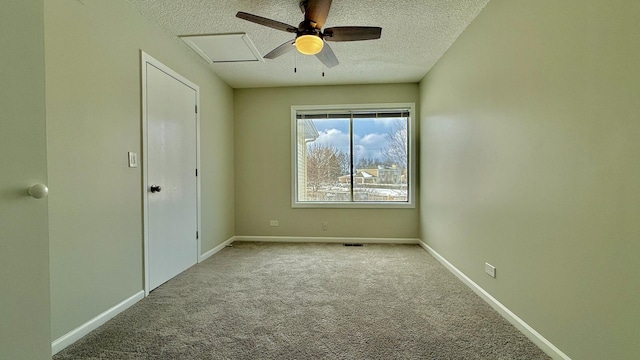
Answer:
[1, 4, 51, 357]
[144, 58, 199, 292]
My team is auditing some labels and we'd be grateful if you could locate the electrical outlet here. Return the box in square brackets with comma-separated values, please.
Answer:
[322, 222, 328, 231]
[269, 220, 279, 227]
[485, 263, 496, 278]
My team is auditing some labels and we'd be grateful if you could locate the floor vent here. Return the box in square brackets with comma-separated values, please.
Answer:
[343, 243, 364, 247]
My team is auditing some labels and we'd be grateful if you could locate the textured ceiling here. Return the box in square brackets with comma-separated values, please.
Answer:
[127, 0, 490, 88]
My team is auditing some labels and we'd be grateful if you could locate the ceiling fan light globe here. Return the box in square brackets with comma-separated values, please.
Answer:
[295, 35, 324, 55]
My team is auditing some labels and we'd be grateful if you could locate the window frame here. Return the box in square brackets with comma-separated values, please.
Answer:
[291, 103, 416, 209]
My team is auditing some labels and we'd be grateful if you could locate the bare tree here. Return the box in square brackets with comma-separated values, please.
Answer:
[306, 143, 348, 191]
[355, 157, 379, 170]
[383, 120, 408, 170]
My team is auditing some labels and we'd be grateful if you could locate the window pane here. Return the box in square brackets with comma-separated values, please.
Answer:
[297, 117, 351, 202]
[353, 117, 408, 202]
[293, 105, 413, 207]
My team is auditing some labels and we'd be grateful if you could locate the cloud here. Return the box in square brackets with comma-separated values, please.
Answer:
[314, 128, 350, 149]
[354, 133, 388, 160]
[358, 133, 387, 147]
[310, 128, 391, 162]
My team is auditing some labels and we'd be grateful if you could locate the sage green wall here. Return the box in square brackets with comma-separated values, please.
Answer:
[0, 1, 51, 358]
[45, 0, 234, 340]
[234, 84, 419, 239]
[419, 1, 639, 359]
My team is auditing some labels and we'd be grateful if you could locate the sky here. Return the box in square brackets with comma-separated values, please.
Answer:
[307, 117, 406, 162]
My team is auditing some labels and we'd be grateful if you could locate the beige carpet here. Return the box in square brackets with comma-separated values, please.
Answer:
[54, 242, 550, 359]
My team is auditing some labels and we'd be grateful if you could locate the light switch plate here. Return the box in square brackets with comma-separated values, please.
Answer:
[128, 152, 138, 168]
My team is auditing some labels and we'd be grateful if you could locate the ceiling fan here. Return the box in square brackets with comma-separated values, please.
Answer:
[236, 0, 382, 68]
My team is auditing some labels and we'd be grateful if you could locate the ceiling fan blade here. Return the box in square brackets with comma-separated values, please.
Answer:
[264, 39, 296, 59]
[304, 0, 332, 29]
[323, 27, 382, 41]
[236, 12, 297, 33]
[315, 42, 339, 68]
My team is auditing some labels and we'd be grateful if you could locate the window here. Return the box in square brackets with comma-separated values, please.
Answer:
[292, 103, 415, 208]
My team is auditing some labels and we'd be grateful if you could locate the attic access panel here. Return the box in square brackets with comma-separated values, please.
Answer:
[179, 33, 264, 63]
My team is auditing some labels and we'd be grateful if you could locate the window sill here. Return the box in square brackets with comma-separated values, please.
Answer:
[292, 202, 415, 209]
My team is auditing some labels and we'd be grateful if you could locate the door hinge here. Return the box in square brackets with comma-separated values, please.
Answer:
[195, 168, 198, 176]
[196, 231, 199, 239]
[195, 105, 198, 113]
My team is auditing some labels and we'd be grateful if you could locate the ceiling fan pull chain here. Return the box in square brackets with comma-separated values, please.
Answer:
[294, 52, 298, 73]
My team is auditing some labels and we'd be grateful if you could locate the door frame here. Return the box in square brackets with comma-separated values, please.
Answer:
[140, 51, 201, 296]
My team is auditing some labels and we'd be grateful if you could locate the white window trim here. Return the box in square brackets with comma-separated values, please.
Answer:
[291, 103, 416, 209]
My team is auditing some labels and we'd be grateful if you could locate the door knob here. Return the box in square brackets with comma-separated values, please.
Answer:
[28, 184, 49, 199]
[150, 185, 162, 193]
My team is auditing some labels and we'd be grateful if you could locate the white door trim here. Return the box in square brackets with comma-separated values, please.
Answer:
[141, 51, 201, 296]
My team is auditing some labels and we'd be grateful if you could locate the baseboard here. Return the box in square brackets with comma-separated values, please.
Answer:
[51, 290, 145, 356]
[234, 235, 420, 244]
[418, 240, 571, 360]
[199, 236, 236, 262]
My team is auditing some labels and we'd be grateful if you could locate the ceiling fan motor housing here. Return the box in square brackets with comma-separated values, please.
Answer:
[298, 21, 321, 36]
